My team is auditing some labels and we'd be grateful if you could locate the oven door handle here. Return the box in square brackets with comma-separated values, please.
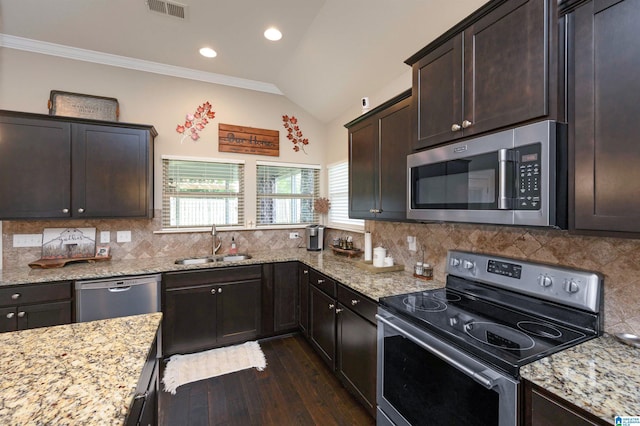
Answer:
[377, 314, 495, 390]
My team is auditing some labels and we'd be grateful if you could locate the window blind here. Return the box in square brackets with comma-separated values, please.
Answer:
[256, 162, 320, 226]
[328, 161, 365, 229]
[162, 157, 244, 229]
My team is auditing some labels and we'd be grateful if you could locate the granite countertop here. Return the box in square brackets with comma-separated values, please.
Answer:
[0, 312, 162, 425]
[0, 248, 444, 301]
[521, 333, 640, 423]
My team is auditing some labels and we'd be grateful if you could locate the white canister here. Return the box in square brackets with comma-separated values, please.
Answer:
[373, 246, 387, 267]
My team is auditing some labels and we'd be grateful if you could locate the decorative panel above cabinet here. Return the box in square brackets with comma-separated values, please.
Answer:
[564, 0, 640, 236]
[407, 0, 560, 150]
[0, 110, 156, 220]
[345, 90, 411, 221]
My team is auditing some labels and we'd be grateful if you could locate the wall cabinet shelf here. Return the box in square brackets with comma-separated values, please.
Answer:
[565, 0, 640, 236]
[346, 90, 411, 221]
[407, 0, 558, 150]
[0, 110, 155, 220]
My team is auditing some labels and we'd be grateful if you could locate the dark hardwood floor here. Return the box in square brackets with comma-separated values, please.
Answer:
[159, 334, 375, 426]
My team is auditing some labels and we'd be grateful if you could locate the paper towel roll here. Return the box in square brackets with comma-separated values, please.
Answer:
[364, 232, 372, 261]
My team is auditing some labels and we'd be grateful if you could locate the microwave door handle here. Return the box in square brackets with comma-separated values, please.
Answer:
[498, 148, 510, 210]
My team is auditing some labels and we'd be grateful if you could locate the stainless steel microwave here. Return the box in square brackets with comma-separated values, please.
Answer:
[407, 120, 567, 228]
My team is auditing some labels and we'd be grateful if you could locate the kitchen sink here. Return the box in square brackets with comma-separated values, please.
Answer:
[174, 253, 252, 265]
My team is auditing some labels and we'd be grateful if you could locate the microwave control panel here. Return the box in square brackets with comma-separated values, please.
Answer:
[517, 143, 541, 210]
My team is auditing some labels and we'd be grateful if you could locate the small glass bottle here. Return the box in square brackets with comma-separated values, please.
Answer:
[414, 262, 424, 276]
[422, 263, 434, 280]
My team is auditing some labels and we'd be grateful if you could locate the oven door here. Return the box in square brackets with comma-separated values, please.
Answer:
[376, 309, 519, 426]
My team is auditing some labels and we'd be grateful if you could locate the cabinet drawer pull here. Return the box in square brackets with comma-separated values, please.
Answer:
[17, 311, 25, 318]
[62, 208, 69, 214]
[351, 299, 360, 306]
[328, 303, 335, 310]
[11, 293, 21, 300]
[336, 308, 344, 314]
[451, 123, 462, 132]
[317, 279, 325, 284]
[77, 208, 85, 213]
[462, 120, 473, 129]
[303, 270, 308, 274]
[6, 312, 14, 319]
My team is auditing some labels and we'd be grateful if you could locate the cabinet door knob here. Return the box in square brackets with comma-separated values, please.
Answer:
[11, 293, 20, 300]
[317, 279, 325, 284]
[17, 311, 25, 318]
[303, 270, 308, 274]
[328, 303, 335, 310]
[77, 208, 85, 213]
[462, 120, 473, 129]
[451, 123, 462, 132]
[6, 312, 14, 319]
[218, 288, 223, 293]
[62, 208, 69, 214]
[351, 299, 360, 306]
[210, 288, 216, 295]
[336, 308, 344, 314]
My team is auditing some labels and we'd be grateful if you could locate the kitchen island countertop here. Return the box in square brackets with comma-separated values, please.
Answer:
[0, 312, 161, 425]
[521, 333, 640, 424]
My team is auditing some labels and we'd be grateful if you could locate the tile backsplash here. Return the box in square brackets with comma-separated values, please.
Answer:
[3, 214, 639, 334]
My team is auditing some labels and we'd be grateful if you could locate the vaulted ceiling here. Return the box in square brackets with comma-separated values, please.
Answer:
[0, 0, 488, 122]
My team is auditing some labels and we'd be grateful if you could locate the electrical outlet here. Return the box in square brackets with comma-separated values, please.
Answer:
[407, 236, 417, 252]
[116, 230, 132, 243]
[13, 234, 43, 247]
[289, 232, 300, 239]
[100, 231, 111, 244]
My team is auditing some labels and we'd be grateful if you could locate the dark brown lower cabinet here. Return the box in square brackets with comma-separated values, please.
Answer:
[298, 264, 310, 337]
[0, 282, 72, 333]
[336, 304, 377, 417]
[523, 379, 608, 426]
[309, 284, 337, 370]
[273, 261, 299, 333]
[162, 266, 262, 356]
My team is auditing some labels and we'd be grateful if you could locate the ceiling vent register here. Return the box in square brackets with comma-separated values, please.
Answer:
[145, 0, 187, 20]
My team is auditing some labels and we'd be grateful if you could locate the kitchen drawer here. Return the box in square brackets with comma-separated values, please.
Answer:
[337, 285, 377, 324]
[163, 265, 262, 289]
[0, 282, 72, 307]
[309, 269, 336, 298]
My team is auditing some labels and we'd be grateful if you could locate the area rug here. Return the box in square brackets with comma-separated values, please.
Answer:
[162, 341, 267, 394]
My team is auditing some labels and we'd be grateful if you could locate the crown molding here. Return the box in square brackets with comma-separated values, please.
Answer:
[0, 33, 284, 96]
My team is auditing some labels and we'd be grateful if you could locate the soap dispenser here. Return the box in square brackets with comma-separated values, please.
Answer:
[229, 236, 238, 255]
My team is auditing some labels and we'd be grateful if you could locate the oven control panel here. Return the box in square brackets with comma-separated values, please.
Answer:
[447, 250, 603, 313]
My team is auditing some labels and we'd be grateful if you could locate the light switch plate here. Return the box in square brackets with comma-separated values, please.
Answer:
[100, 231, 111, 243]
[116, 230, 131, 243]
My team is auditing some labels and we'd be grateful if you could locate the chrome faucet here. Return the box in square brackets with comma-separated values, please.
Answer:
[211, 224, 222, 255]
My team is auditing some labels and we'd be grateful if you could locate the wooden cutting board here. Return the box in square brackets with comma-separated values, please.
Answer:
[355, 261, 404, 273]
[28, 256, 112, 269]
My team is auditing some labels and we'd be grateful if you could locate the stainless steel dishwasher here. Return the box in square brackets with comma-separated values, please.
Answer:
[75, 274, 161, 322]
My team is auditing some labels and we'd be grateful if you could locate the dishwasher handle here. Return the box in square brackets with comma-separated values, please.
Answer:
[108, 286, 132, 292]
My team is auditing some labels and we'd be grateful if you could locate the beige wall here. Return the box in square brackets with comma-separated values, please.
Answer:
[0, 48, 328, 222]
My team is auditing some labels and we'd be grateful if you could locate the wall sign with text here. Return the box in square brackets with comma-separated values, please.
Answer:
[218, 123, 279, 157]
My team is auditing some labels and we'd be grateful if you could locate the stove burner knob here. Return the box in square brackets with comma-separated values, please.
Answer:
[538, 274, 553, 287]
[564, 279, 580, 293]
[462, 260, 475, 270]
[450, 258, 461, 267]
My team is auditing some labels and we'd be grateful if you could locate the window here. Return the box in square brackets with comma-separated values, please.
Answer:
[162, 156, 244, 229]
[256, 161, 320, 226]
[328, 161, 364, 230]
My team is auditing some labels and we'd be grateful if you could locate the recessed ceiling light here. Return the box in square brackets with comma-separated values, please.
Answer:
[264, 27, 282, 41]
[199, 47, 217, 58]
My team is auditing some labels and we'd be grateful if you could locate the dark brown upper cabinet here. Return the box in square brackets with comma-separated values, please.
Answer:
[345, 90, 411, 221]
[0, 110, 156, 220]
[407, 0, 559, 150]
[564, 0, 640, 236]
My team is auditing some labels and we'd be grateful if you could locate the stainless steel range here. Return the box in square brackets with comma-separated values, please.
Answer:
[376, 250, 603, 426]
